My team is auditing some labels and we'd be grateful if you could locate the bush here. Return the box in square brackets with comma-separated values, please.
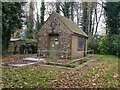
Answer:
[88, 35, 102, 54]
[88, 39, 98, 53]
[111, 35, 120, 57]
[98, 35, 120, 57]
[98, 36, 110, 55]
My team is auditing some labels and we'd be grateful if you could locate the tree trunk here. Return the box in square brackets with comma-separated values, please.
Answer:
[35, 2, 41, 31]
[82, 2, 88, 34]
[2, 29, 11, 55]
[94, 2, 103, 36]
[76, 9, 79, 25]
[87, 2, 94, 37]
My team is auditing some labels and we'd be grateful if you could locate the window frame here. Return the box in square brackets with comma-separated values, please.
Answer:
[77, 36, 86, 51]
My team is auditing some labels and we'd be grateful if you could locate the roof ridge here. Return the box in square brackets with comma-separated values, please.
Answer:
[52, 12, 88, 37]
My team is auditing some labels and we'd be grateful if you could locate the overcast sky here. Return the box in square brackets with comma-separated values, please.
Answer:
[24, 0, 106, 35]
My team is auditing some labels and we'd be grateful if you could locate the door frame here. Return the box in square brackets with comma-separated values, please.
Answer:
[47, 33, 60, 51]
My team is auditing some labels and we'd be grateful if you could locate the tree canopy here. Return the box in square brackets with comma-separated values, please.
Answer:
[2, 2, 24, 55]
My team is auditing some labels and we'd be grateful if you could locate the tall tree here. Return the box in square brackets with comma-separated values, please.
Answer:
[82, 2, 88, 34]
[104, 2, 120, 36]
[74, 2, 82, 26]
[82, 2, 98, 37]
[94, 2, 103, 36]
[35, 2, 41, 31]
[2, 2, 24, 55]
[40, 0, 45, 27]
[62, 2, 70, 18]
[69, 2, 74, 21]
[0, 2, 2, 55]
[98, 2, 120, 57]
[25, 2, 35, 39]
[45, 2, 56, 15]
[105, 2, 120, 56]
[56, 2, 60, 13]
[87, 2, 93, 37]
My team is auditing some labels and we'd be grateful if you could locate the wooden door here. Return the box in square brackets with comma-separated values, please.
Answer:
[49, 35, 59, 58]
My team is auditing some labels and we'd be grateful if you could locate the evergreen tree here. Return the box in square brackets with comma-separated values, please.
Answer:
[99, 2, 120, 57]
[40, 0, 45, 27]
[105, 2, 120, 36]
[56, 2, 60, 13]
[63, 2, 70, 18]
[82, 2, 88, 34]
[2, 2, 24, 55]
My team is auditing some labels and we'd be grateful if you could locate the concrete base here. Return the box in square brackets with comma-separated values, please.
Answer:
[23, 57, 45, 62]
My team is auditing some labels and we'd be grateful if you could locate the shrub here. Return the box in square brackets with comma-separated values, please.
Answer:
[111, 35, 120, 57]
[98, 36, 110, 55]
[88, 35, 102, 54]
[98, 35, 120, 57]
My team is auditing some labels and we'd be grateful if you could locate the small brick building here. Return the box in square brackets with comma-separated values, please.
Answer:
[36, 12, 88, 59]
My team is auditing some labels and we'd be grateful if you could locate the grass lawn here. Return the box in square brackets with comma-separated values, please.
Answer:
[1, 54, 119, 88]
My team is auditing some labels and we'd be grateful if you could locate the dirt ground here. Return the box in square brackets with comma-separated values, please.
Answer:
[1, 54, 99, 73]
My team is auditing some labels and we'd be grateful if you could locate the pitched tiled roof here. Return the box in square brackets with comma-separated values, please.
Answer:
[53, 12, 88, 37]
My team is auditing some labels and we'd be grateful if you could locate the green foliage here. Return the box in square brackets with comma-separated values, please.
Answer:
[98, 36, 110, 55]
[82, 2, 89, 34]
[15, 32, 20, 38]
[25, 26, 34, 39]
[2, 2, 24, 55]
[94, 54, 119, 62]
[98, 35, 120, 57]
[105, 2, 120, 35]
[56, 2, 60, 13]
[63, 2, 70, 18]
[111, 35, 120, 57]
[36, 14, 41, 31]
[88, 40, 98, 54]
[25, 2, 34, 39]
[83, 55, 118, 88]
[40, 0, 45, 27]
[88, 35, 102, 53]
[101, 2, 120, 57]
